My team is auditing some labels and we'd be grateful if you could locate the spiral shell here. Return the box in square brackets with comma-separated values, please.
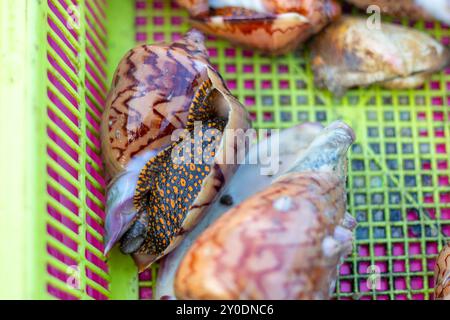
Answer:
[101, 30, 211, 179]
[176, 0, 341, 55]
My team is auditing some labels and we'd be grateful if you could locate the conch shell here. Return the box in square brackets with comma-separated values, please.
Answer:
[311, 16, 450, 97]
[174, 121, 356, 300]
[101, 30, 250, 271]
[345, 0, 450, 25]
[434, 243, 450, 300]
[176, 0, 342, 55]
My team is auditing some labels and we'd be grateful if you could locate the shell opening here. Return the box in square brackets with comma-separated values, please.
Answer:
[119, 79, 229, 259]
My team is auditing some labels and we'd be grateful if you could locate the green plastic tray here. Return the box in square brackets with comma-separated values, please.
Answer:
[0, 0, 448, 300]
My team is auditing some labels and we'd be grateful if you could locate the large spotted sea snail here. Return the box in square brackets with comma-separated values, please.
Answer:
[101, 30, 250, 271]
[176, 0, 342, 54]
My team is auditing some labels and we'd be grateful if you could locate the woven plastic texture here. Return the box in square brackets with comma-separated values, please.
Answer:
[132, 0, 450, 300]
[44, 0, 109, 299]
[41, 0, 450, 300]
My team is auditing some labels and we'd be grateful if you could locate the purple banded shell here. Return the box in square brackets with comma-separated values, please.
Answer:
[101, 30, 210, 179]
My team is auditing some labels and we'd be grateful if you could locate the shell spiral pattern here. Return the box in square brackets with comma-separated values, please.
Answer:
[101, 30, 211, 178]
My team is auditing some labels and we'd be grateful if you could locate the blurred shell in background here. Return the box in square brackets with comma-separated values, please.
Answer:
[311, 16, 450, 97]
[345, 0, 450, 25]
[176, 0, 342, 54]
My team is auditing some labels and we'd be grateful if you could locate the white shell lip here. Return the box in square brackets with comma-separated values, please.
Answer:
[209, 0, 266, 13]
[200, 11, 308, 23]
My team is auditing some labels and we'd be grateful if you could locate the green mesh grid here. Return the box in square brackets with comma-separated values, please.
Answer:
[115, 0, 450, 300]
[1, 0, 448, 300]
[43, 0, 110, 299]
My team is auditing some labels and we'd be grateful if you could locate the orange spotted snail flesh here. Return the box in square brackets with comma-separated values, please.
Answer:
[434, 243, 450, 300]
[176, 0, 342, 55]
[101, 30, 250, 271]
[174, 121, 357, 300]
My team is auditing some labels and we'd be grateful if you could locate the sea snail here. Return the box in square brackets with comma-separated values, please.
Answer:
[434, 243, 450, 300]
[176, 0, 342, 55]
[311, 16, 450, 97]
[155, 122, 330, 299]
[174, 121, 356, 300]
[101, 30, 250, 271]
[345, 0, 450, 25]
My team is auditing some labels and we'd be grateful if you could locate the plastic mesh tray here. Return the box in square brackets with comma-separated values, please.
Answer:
[44, 0, 109, 299]
[8, 0, 448, 299]
[129, 0, 450, 300]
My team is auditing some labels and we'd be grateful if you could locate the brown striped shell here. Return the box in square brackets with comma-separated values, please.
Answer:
[176, 0, 342, 55]
[434, 243, 450, 300]
[174, 121, 356, 300]
[101, 30, 251, 271]
[101, 30, 211, 179]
